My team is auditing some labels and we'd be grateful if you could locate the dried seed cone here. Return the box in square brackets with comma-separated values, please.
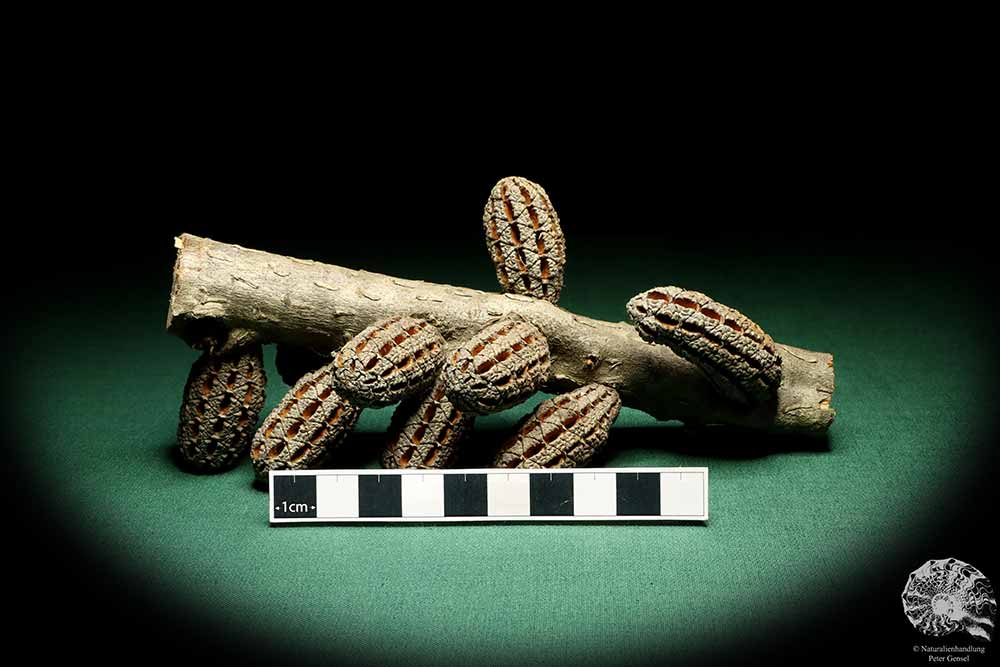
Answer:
[626, 286, 782, 404]
[251, 363, 361, 481]
[494, 384, 622, 469]
[442, 316, 551, 414]
[176, 345, 267, 473]
[333, 316, 445, 407]
[381, 377, 475, 469]
[274, 344, 329, 386]
[483, 176, 566, 302]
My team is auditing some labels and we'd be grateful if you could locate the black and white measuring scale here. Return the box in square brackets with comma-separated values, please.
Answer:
[269, 467, 708, 524]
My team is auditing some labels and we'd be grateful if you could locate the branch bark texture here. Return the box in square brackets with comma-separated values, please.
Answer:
[167, 234, 835, 435]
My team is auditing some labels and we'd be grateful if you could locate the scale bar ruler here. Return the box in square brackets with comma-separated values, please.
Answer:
[269, 467, 708, 524]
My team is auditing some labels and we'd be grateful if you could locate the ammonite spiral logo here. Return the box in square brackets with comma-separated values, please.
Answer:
[902, 558, 996, 641]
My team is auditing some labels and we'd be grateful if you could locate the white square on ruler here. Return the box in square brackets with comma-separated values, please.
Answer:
[400, 473, 445, 517]
[572, 472, 617, 516]
[660, 471, 705, 518]
[316, 474, 359, 518]
[487, 472, 531, 516]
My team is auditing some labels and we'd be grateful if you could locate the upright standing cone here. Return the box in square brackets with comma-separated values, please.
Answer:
[483, 176, 566, 303]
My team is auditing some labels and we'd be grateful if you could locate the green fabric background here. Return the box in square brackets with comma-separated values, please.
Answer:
[10, 243, 996, 665]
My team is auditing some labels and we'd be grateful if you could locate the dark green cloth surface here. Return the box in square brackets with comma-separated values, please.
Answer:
[10, 247, 996, 665]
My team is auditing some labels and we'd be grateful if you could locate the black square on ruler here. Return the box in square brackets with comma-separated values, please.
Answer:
[616, 472, 661, 516]
[272, 475, 317, 518]
[530, 473, 574, 516]
[358, 475, 402, 518]
[443, 474, 487, 516]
